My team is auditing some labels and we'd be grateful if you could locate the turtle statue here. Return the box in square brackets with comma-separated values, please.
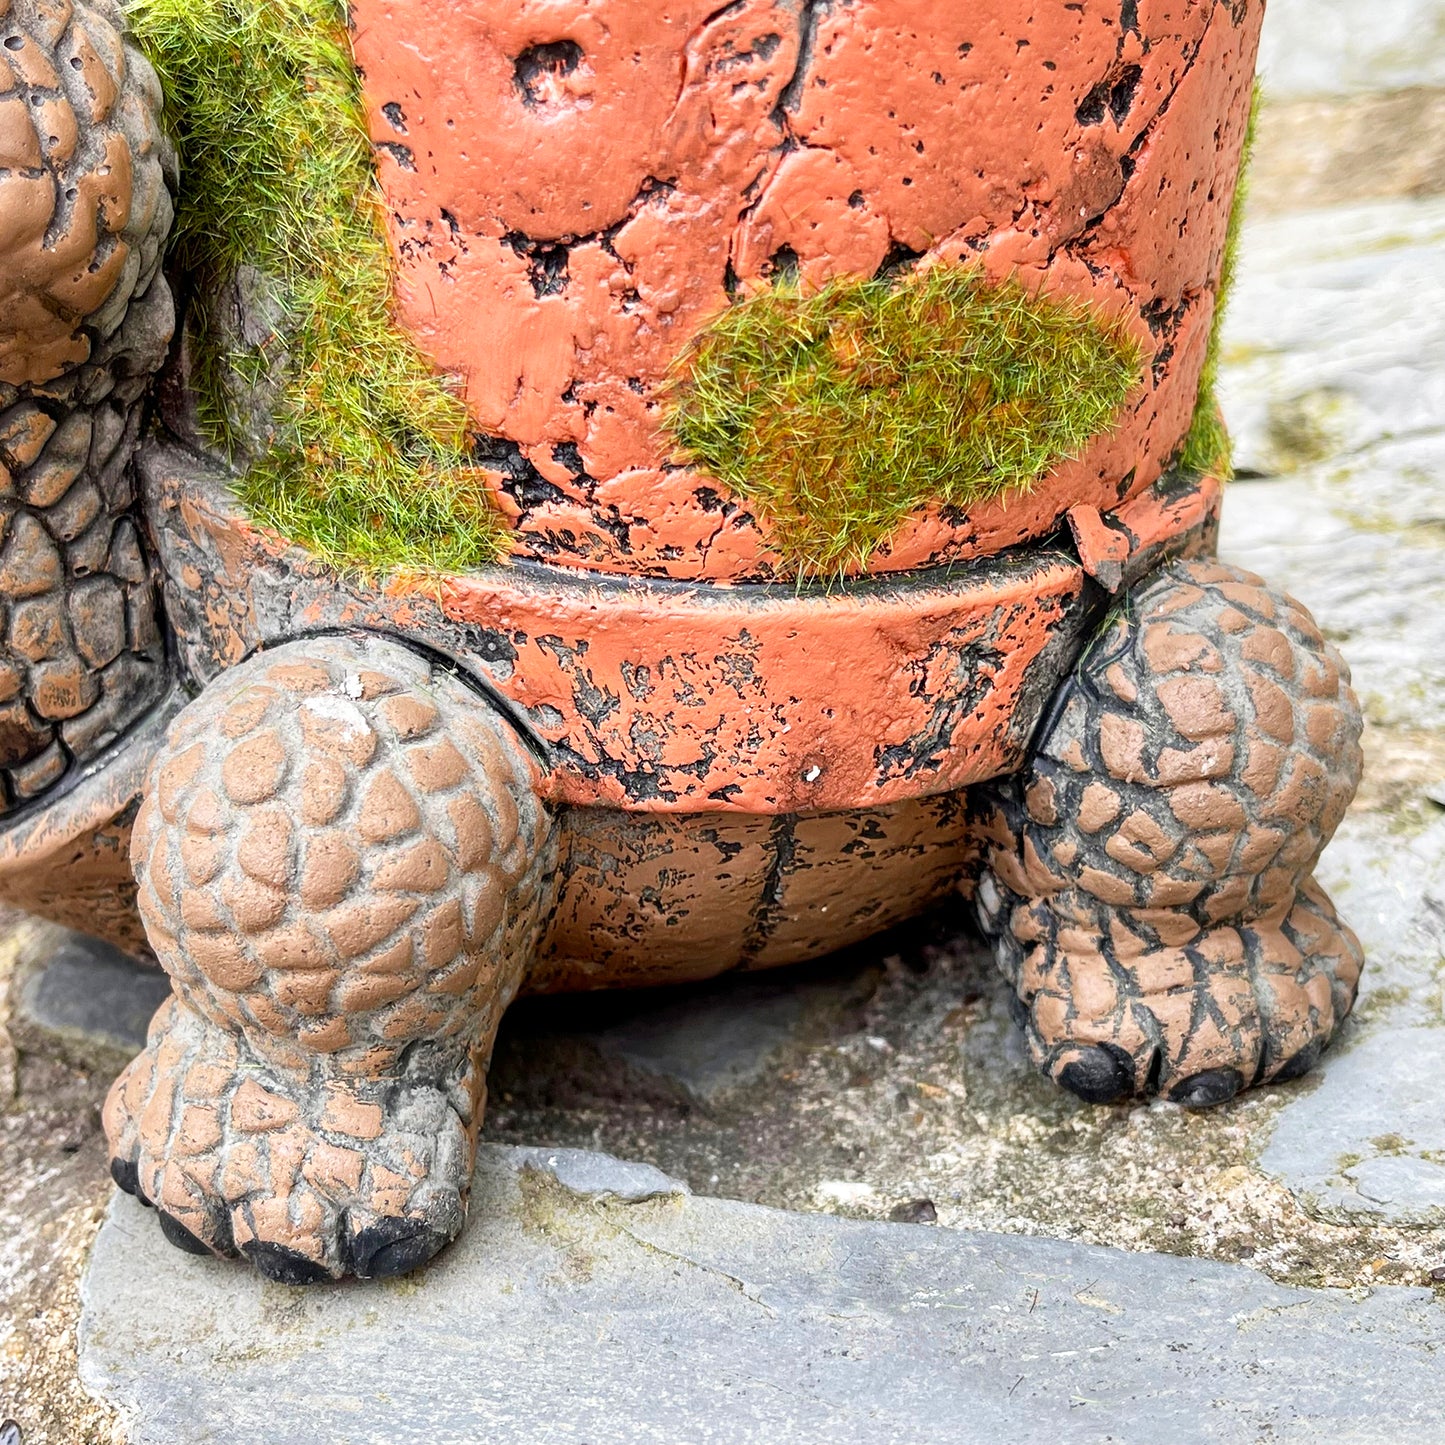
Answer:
[0, 0, 1363, 1284]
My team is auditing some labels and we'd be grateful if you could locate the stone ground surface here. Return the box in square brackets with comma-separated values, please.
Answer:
[78, 1147, 1445, 1445]
[5, 3, 1445, 1440]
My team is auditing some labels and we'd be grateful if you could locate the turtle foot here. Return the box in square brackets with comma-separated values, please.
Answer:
[105, 997, 477, 1281]
[975, 558, 1364, 1104]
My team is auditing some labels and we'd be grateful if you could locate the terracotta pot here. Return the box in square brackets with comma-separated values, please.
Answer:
[0, 0, 1366, 1284]
[352, 0, 1251, 583]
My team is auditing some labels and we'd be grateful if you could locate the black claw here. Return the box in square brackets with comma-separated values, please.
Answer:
[157, 1209, 215, 1257]
[1170, 1066, 1243, 1109]
[350, 1218, 452, 1280]
[1056, 1043, 1135, 1105]
[110, 1157, 151, 1207]
[1272, 1040, 1323, 1084]
[243, 1243, 332, 1287]
[1007, 992, 1030, 1033]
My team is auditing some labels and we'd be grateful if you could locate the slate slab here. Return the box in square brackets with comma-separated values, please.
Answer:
[80, 1145, 1445, 1445]
[7, 925, 169, 1077]
[1262, 1028, 1445, 1224]
[1215, 191, 1445, 1227]
[1219, 197, 1445, 487]
[491, 955, 881, 1109]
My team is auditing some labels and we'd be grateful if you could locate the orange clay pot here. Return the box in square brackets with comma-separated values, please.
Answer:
[352, 0, 1254, 585]
[155, 0, 1259, 816]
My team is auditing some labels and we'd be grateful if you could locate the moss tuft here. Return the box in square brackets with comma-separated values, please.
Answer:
[126, 0, 503, 576]
[664, 266, 1144, 578]
[1177, 84, 1261, 479]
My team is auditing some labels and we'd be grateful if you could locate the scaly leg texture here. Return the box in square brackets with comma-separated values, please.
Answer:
[0, 0, 175, 806]
[104, 634, 557, 1281]
[974, 559, 1363, 1107]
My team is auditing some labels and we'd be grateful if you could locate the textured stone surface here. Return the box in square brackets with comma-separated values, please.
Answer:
[1249, 88, 1445, 215]
[1217, 188, 1445, 1223]
[1257, 0, 1445, 99]
[1253, 812, 1445, 1224]
[7, 923, 168, 1076]
[1219, 197, 1445, 498]
[77, 1144, 1445, 1445]
[493, 957, 881, 1108]
[1214, 195, 1445, 732]
[1263, 1026, 1445, 1224]
[0, 915, 127, 1445]
[540, 1145, 690, 1203]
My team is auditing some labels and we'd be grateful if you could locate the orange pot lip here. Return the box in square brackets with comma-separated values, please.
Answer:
[143, 448, 1222, 816]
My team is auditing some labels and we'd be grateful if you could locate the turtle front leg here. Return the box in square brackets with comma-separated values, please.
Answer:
[103, 635, 557, 1282]
[974, 558, 1363, 1107]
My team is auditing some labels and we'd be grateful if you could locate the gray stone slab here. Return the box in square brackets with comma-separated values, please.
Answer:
[1263, 812, 1445, 1226]
[1321, 818, 1445, 1020]
[491, 959, 879, 1109]
[1258, 0, 1445, 99]
[8, 925, 169, 1077]
[1216, 199, 1445, 733]
[541, 1145, 691, 1203]
[80, 1145, 1445, 1445]
[1220, 197, 1445, 478]
[583, 985, 813, 1102]
[1262, 1028, 1445, 1224]
[1214, 189, 1445, 1228]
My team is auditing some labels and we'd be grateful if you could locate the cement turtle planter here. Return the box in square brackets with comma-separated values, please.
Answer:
[0, 0, 1364, 1283]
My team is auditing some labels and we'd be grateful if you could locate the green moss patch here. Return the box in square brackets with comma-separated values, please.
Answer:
[127, 0, 503, 575]
[1177, 85, 1261, 479]
[664, 266, 1144, 577]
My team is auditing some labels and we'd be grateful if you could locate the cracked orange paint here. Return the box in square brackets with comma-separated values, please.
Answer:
[351, 0, 1260, 581]
[144, 452, 1221, 814]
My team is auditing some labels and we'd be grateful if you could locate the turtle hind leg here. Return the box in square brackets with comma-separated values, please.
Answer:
[103, 634, 558, 1281]
[973, 558, 1364, 1107]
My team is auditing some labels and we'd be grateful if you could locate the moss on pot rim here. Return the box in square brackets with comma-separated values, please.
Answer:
[665, 265, 1146, 579]
[127, 0, 504, 577]
[1177, 83, 1260, 480]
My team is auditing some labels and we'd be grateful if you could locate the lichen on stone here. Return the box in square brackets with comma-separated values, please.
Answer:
[664, 266, 1145, 578]
[126, 0, 504, 575]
